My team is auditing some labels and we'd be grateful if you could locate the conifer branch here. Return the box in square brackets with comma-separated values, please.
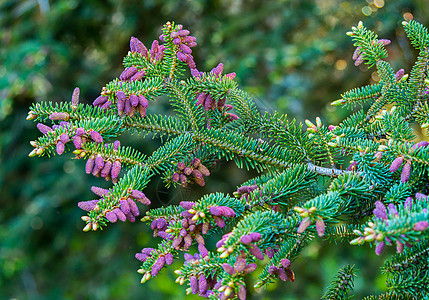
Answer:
[166, 79, 205, 131]
[321, 265, 357, 300]
[122, 113, 189, 137]
[26, 19, 429, 299]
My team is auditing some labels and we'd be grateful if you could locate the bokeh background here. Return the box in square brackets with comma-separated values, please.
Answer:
[1, 0, 429, 299]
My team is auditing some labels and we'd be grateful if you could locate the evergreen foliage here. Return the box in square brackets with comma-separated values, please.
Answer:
[27, 19, 429, 299]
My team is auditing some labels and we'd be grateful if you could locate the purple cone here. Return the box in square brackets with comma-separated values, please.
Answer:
[268, 266, 278, 275]
[119, 199, 130, 214]
[72, 135, 83, 149]
[209, 206, 223, 216]
[378, 39, 391, 45]
[395, 69, 405, 81]
[415, 193, 428, 200]
[165, 253, 174, 265]
[240, 235, 252, 245]
[151, 255, 166, 276]
[75, 127, 85, 136]
[120, 67, 138, 81]
[221, 206, 236, 217]
[101, 161, 113, 178]
[113, 140, 120, 150]
[413, 221, 429, 231]
[278, 268, 288, 281]
[94, 155, 104, 170]
[190, 275, 198, 294]
[71, 87, 80, 106]
[222, 263, 236, 276]
[249, 245, 264, 260]
[352, 47, 361, 60]
[113, 208, 126, 222]
[281, 259, 291, 268]
[180, 202, 196, 211]
[213, 217, 226, 228]
[179, 44, 192, 54]
[243, 263, 257, 274]
[297, 217, 311, 233]
[49, 112, 69, 121]
[91, 186, 109, 197]
[249, 232, 261, 242]
[129, 94, 139, 107]
[135, 253, 148, 261]
[85, 156, 95, 174]
[235, 256, 247, 273]
[125, 213, 135, 222]
[60, 133, 70, 144]
[142, 248, 155, 256]
[130, 37, 148, 57]
[387, 203, 398, 216]
[37, 123, 53, 135]
[316, 218, 325, 237]
[56, 141, 65, 155]
[389, 156, 404, 172]
[111, 160, 121, 179]
[198, 244, 209, 258]
[183, 234, 192, 249]
[237, 284, 246, 300]
[374, 201, 387, 220]
[157, 218, 167, 230]
[138, 95, 149, 108]
[404, 197, 413, 210]
[106, 211, 118, 223]
[177, 51, 187, 62]
[401, 162, 411, 183]
[93, 95, 108, 107]
[198, 275, 208, 294]
[78, 200, 99, 211]
[177, 29, 190, 37]
[204, 95, 215, 111]
[127, 199, 139, 216]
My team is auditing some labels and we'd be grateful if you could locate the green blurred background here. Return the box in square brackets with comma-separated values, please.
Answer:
[1, 0, 429, 299]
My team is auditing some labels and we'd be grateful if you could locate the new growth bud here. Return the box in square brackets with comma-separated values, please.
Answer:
[71, 87, 80, 107]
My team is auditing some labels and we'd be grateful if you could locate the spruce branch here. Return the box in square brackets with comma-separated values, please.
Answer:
[245, 164, 316, 207]
[26, 19, 429, 299]
[321, 264, 357, 300]
[227, 88, 261, 131]
[28, 100, 113, 123]
[145, 133, 197, 172]
[254, 235, 309, 288]
[323, 224, 363, 244]
[348, 21, 388, 68]
[103, 77, 166, 103]
[166, 79, 205, 131]
[83, 164, 152, 230]
[122, 113, 190, 138]
[406, 48, 429, 103]
[339, 83, 382, 108]
[77, 142, 146, 170]
[403, 20, 429, 51]
[260, 112, 309, 162]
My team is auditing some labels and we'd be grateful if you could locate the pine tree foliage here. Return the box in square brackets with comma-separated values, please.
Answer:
[27, 19, 429, 299]
[321, 264, 357, 300]
[381, 240, 429, 299]
[122, 113, 189, 138]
